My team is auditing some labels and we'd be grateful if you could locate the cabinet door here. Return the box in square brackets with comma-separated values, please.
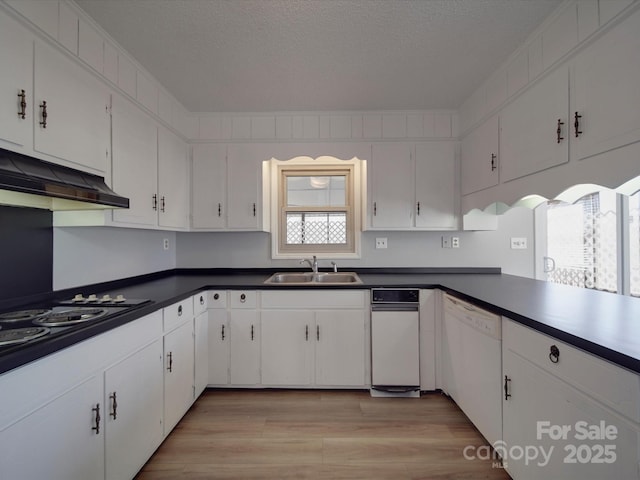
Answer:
[370, 143, 414, 228]
[229, 309, 261, 385]
[207, 308, 229, 385]
[158, 126, 189, 229]
[111, 95, 158, 226]
[164, 320, 195, 434]
[500, 67, 569, 182]
[104, 339, 164, 480]
[415, 142, 457, 229]
[572, 7, 640, 162]
[503, 347, 640, 480]
[192, 144, 227, 229]
[226, 144, 263, 230]
[261, 310, 314, 386]
[194, 311, 209, 396]
[461, 115, 499, 195]
[33, 41, 109, 174]
[315, 310, 366, 387]
[0, 11, 32, 149]
[0, 375, 104, 480]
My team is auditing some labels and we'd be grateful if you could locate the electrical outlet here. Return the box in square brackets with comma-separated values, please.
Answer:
[510, 237, 527, 249]
[163, 238, 170, 250]
[441, 236, 452, 248]
[452, 237, 460, 248]
[375, 237, 388, 249]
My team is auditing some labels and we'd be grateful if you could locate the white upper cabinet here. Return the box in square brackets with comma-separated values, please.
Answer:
[111, 95, 158, 227]
[33, 41, 110, 174]
[192, 143, 268, 231]
[370, 143, 414, 229]
[191, 144, 227, 229]
[157, 126, 189, 229]
[500, 66, 569, 182]
[0, 10, 33, 150]
[414, 142, 457, 229]
[571, 6, 640, 163]
[369, 142, 457, 230]
[226, 144, 267, 230]
[461, 115, 499, 195]
[112, 95, 189, 230]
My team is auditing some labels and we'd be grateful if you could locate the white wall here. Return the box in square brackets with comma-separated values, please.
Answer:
[53, 227, 176, 290]
[176, 207, 535, 278]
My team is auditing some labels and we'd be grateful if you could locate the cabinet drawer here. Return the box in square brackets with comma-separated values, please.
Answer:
[229, 291, 257, 309]
[503, 318, 640, 423]
[163, 298, 193, 332]
[193, 292, 208, 315]
[207, 290, 227, 309]
[261, 290, 367, 309]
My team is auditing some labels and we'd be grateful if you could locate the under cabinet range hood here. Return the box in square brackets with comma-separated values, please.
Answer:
[0, 148, 129, 210]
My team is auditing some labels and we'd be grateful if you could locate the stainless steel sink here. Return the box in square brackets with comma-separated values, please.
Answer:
[264, 272, 362, 285]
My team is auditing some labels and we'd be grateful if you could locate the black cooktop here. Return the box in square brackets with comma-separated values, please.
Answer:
[0, 296, 151, 353]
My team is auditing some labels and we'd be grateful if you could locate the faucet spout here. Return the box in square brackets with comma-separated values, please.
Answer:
[300, 255, 318, 274]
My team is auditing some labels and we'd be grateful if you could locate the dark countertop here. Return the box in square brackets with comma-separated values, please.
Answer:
[2, 268, 640, 376]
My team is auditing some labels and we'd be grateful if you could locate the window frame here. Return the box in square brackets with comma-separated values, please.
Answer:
[268, 156, 365, 260]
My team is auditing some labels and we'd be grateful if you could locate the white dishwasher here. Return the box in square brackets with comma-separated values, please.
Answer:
[442, 293, 502, 445]
[370, 289, 420, 397]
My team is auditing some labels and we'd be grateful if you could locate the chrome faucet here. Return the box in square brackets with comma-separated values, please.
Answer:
[331, 261, 338, 273]
[300, 255, 318, 274]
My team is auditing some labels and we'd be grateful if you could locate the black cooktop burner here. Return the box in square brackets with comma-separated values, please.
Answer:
[0, 327, 50, 346]
[33, 307, 108, 327]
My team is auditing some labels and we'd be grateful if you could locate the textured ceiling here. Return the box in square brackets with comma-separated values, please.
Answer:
[74, 0, 562, 113]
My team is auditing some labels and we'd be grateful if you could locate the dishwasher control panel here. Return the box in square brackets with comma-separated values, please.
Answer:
[371, 289, 419, 304]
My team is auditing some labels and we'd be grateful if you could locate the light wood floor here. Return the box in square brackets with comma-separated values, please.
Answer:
[136, 389, 511, 480]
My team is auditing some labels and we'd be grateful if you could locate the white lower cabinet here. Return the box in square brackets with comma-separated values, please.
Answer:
[194, 309, 210, 396]
[0, 374, 104, 480]
[229, 309, 261, 385]
[502, 318, 640, 480]
[208, 305, 230, 385]
[261, 290, 368, 388]
[104, 339, 164, 480]
[261, 309, 315, 386]
[315, 310, 367, 386]
[0, 310, 164, 480]
[163, 318, 195, 434]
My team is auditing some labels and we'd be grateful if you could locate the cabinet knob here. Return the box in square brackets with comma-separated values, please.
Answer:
[416, 202, 420, 215]
[178, 305, 183, 316]
[213, 293, 220, 300]
[221, 324, 225, 341]
[491, 153, 497, 171]
[218, 203, 222, 217]
[240, 293, 246, 303]
[549, 345, 560, 363]
[152, 194, 158, 211]
[167, 352, 173, 372]
[160, 196, 166, 213]
[199, 295, 205, 305]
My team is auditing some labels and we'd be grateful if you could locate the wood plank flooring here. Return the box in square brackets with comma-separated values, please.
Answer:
[135, 389, 511, 480]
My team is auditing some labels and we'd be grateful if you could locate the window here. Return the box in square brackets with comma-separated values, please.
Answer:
[268, 156, 364, 259]
[545, 191, 618, 292]
[538, 188, 640, 297]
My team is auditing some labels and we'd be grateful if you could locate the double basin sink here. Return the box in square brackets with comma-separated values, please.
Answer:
[264, 272, 363, 285]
